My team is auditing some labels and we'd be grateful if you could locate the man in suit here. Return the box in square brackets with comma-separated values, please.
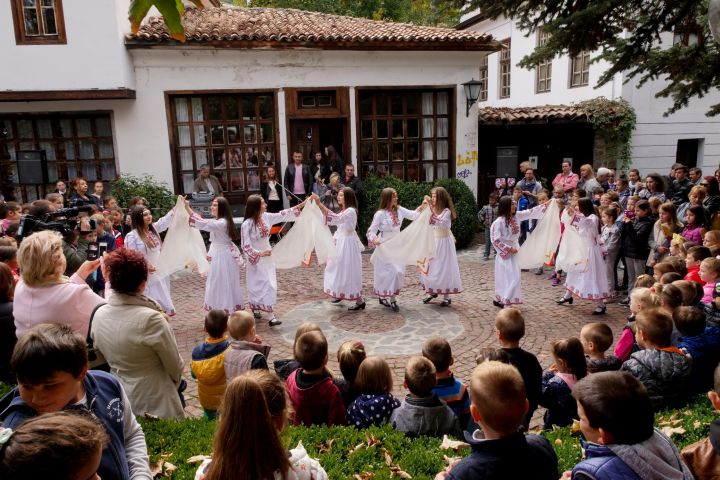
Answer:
[193, 164, 222, 195]
[283, 150, 312, 207]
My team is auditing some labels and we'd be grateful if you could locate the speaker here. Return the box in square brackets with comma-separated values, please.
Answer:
[16, 150, 48, 184]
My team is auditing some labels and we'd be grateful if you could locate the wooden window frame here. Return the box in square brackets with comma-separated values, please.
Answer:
[165, 91, 279, 205]
[569, 50, 591, 88]
[499, 39, 511, 99]
[10, 0, 67, 45]
[673, 21, 704, 46]
[356, 87, 455, 183]
[479, 55, 489, 102]
[535, 28, 552, 93]
[0, 113, 116, 202]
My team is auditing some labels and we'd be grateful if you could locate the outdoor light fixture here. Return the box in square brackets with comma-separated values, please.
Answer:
[462, 78, 484, 117]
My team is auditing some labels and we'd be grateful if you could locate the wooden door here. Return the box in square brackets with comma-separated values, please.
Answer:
[289, 121, 320, 162]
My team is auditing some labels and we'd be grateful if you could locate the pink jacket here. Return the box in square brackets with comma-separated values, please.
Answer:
[552, 172, 579, 193]
[13, 273, 105, 338]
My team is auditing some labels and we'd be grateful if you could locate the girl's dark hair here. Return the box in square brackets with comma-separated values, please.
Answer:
[215, 197, 240, 241]
[497, 196, 513, 223]
[130, 205, 159, 249]
[264, 165, 277, 181]
[686, 205, 707, 228]
[552, 337, 587, 380]
[104, 248, 149, 295]
[326, 145, 341, 164]
[0, 411, 108, 480]
[354, 356, 393, 395]
[577, 197, 596, 217]
[602, 206, 619, 222]
[341, 187, 358, 211]
[634, 199, 651, 214]
[0, 262, 14, 303]
[337, 340, 366, 384]
[703, 176, 720, 196]
[646, 173, 665, 193]
[206, 371, 291, 480]
[431, 187, 457, 219]
[378, 188, 397, 212]
[245, 194, 263, 223]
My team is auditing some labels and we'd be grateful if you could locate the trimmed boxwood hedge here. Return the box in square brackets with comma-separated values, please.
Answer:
[359, 176, 479, 249]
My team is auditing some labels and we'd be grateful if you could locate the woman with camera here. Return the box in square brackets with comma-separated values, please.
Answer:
[13, 230, 103, 338]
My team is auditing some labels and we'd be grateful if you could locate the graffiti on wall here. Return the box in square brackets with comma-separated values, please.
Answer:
[455, 150, 478, 193]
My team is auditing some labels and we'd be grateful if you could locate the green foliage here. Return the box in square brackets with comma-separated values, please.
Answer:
[576, 97, 637, 170]
[359, 176, 480, 249]
[128, 0, 205, 41]
[110, 174, 176, 216]
[0, 381, 12, 398]
[464, 0, 720, 116]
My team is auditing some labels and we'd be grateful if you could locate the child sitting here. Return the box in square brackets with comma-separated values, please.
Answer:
[390, 356, 461, 438]
[540, 337, 587, 430]
[347, 356, 400, 428]
[273, 321, 322, 380]
[615, 287, 660, 361]
[439, 361, 559, 480]
[0, 411, 109, 480]
[224, 311, 270, 384]
[0, 263, 15, 384]
[580, 323, 621, 373]
[700, 257, 720, 304]
[621, 309, 692, 409]
[661, 271, 683, 284]
[681, 205, 706, 245]
[0, 245, 18, 282]
[423, 336, 471, 429]
[285, 330, 345, 426]
[191, 309, 230, 419]
[566, 371, 693, 479]
[682, 365, 720, 478]
[652, 262, 676, 283]
[335, 340, 367, 408]
[673, 279, 705, 307]
[495, 308, 542, 429]
[0, 323, 152, 480]
[195, 370, 328, 480]
[685, 245, 712, 284]
[675, 306, 720, 393]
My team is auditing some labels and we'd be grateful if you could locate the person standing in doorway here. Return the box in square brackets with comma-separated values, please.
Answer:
[283, 150, 312, 207]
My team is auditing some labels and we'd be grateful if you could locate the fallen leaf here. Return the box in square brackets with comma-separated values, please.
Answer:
[570, 420, 581, 434]
[149, 460, 164, 477]
[349, 442, 365, 455]
[661, 426, 686, 438]
[443, 455, 462, 466]
[693, 420, 702, 429]
[186, 455, 211, 464]
[354, 472, 375, 480]
[439, 435, 470, 451]
[143, 412, 160, 421]
[554, 438, 563, 446]
[164, 462, 177, 475]
[389, 465, 412, 478]
[382, 448, 393, 466]
[683, 410, 693, 416]
[366, 433, 382, 448]
[316, 438, 335, 454]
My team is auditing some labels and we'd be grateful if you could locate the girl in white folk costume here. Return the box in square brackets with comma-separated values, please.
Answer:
[314, 187, 365, 310]
[124, 204, 176, 315]
[556, 197, 610, 315]
[367, 187, 426, 311]
[490, 196, 552, 308]
[421, 187, 462, 307]
[185, 196, 244, 313]
[241, 194, 307, 326]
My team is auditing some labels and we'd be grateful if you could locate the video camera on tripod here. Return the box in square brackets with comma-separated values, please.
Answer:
[17, 201, 96, 243]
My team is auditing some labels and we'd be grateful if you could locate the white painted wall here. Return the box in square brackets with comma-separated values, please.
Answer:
[0, 0, 134, 91]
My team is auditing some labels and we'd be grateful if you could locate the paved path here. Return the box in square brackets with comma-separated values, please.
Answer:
[169, 233, 628, 418]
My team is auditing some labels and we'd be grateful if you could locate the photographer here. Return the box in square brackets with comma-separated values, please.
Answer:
[62, 216, 97, 277]
[320, 172, 343, 214]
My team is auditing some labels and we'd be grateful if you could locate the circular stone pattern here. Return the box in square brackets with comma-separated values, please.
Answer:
[277, 300, 464, 355]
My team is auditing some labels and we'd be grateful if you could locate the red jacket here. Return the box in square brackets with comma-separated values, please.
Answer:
[286, 369, 346, 426]
[685, 266, 705, 285]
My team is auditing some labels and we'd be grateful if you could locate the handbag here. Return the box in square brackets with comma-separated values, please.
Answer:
[86, 302, 109, 371]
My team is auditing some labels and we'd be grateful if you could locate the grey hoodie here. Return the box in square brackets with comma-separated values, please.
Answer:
[390, 394, 462, 438]
[609, 428, 694, 480]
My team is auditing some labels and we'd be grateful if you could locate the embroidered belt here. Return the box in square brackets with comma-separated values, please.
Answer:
[434, 228, 451, 238]
[339, 230, 356, 236]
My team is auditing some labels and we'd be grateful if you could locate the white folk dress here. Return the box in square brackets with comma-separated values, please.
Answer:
[563, 211, 610, 300]
[189, 214, 244, 312]
[367, 207, 420, 298]
[324, 207, 363, 300]
[420, 209, 462, 295]
[242, 207, 300, 312]
[490, 204, 547, 305]
[124, 211, 176, 315]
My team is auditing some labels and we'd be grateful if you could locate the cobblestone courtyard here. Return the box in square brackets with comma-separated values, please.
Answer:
[170, 235, 629, 418]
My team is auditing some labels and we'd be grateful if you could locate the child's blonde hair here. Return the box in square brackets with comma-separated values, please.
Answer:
[469, 361, 527, 435]
[701, 257, 720, 279]
[228, 311, 254, 339]
[354, 356, 394, 395]
[633, 274, 655, 289]
[630, 287, 660, 311]
[337, 340, 366, 384]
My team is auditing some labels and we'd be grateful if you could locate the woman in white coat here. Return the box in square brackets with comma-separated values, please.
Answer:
[367, 187, 425, 311]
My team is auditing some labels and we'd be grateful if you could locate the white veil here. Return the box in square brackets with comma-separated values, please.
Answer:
[155, 196, 211, 279]
[370, 207, 435, 273]
[517, 200, 562, 269]
[555, 211, 590, 273]
[273, 200, 336, 269]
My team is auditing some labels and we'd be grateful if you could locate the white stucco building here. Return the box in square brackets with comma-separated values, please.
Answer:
[458, 10, 720, 196]
[0, 1, 498, 204]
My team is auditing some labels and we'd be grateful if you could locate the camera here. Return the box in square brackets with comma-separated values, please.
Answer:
[17, 202, 95, 242]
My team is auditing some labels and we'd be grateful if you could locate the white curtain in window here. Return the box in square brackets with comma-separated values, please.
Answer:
[422, 118, 434, 138]
[437, 140, 448, 160]
[101, 162, 116, 179]
[191, 98, 204, 122]
[437, 163, 448, 179]
[177, 126, 191, 147]
[175, 98, 189, 122]
[422, 93, 434, 115]
[423, 163, 434, 182]
[437, 118, 449, 138]
[423, 141, 434, 161]
[436, 92, 448, 115]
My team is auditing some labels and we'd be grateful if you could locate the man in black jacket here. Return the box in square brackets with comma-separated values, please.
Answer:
[342, 163, 363, 198]
[670, 164, 692, 207]
[283, 150, 312, 207]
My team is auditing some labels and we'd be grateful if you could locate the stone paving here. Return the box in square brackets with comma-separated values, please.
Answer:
[169, 233, 629, 418]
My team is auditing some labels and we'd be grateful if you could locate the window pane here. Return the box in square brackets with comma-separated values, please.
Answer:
[24, 9, 39, 35]
[230, 171, 244, 191]
[193, 125, 207, 146]
[259, 146, 273, 166]
[247, 170, 260, 191]
[244, 147, 258, 167]
[242, 97, 257, 121]
[1, 120, 13, 139]
[361, 120, 373, 139]
[376, 94, 388, 115]
[177, 126, 191, 147]
[79, 140, 94, 160]
[392, 164, 404, 178]
[96, 117, 112, 137]
[423, 163, 434, 182]
[377, 143, 389, 161]
[43, 7, 57, 35]
[175, 98, 189, 122]
[391, 120, 403, 139]
[99, 140, 113, 159]
[63, 140, 75, 160]
[392, 143, 404, 162]
[407, 142, 419, 161]
[208, 98, 222, 121]
[41, 0, 53, 6]
[260, 123, 273, 142]
[391, 96, 403, 115]
[244, 124, 256, 143]
[225, 148, 242, 168]
[179, 149, 193, 170]
[59, 119, 72, 137]
[17, 120, 33, 139]
[36, 119, 52, 138]
[191, 98, 204, 121]
[437, 163, 449, 179]
[182, 173, 195, 193]
[258, 96, 273, 119]
[406, 93, 421, 115]
[423, 141, 434, 160]
[212, 148, 225, 169]
[210, 125, 224, 145]
[407, 119, 419, 138]
[422, 118, 434, 138]
[362, 143, 374, 163]
[24, 0, 37, 6]
[224, 97, 239, 121]
[195, 149, 208, 167]
[82, 163, 97, 180]
[376, 120, 388, 139]
[360, 96, 373, 116]
[76, 118, 92, 137]
[436, 92, 448, 115]
[437, 140, 448, 160]
[101, 161, 116, 180]
[39, 141, 56, 160]
[376, 164, 388, 177]
[407, 163, 420, 181]
[47, 162, 57, 182]
[226, 125, 240, 144]
[422, 93, 434, 114]
[437, 118, 448, 138]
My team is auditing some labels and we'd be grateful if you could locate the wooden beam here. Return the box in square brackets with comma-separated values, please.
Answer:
[0, 89, 136, 102]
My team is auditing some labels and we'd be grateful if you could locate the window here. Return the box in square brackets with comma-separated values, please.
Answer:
[359, 89, 452, 182]
[569, 50, 590, 87]
[169, 93, 276, 202]
[478, 56, 488, 102]
[536, 28, 552, 93]
[0, 114, 116, 202]
[499, 39, 511, 99]
[11, 0, 66, 45]
[673, 21, 703, 46]
[298, 91, 336, 109]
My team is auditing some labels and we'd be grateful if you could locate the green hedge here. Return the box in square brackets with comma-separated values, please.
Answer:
[109, 174, 176, 215]
[359, 176, 479, 249]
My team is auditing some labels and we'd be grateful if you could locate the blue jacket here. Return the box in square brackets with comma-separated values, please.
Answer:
[572, 441, 640, 479]
[446, 430, 558, 480]
[679, 325, 720, 393]
[347, 393, 400, 429]
[540, 371, 577, 430]
[0, 371, 131, 480]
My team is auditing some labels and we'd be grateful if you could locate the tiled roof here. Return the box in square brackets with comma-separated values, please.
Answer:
[126, 6, 499, 51]
[478, 105, 588, 124]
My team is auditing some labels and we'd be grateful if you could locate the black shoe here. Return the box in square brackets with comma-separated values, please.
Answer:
[423, 294, 438, 304]
[348, 302, 366, 311]
[592, 306, 607, 315]
[390, 301, 399, 312]
[492, 300, 505, 308]
[253, 310, 262, 320]
[331, 298, 342, 303]
[440, 298, 452, 307]
[268, 318, 282, 327]
[535, 268, 544, 275]
[556, 296, 574, 305]
[619, 298, 630, 307]
[379, 298, 391, 308]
